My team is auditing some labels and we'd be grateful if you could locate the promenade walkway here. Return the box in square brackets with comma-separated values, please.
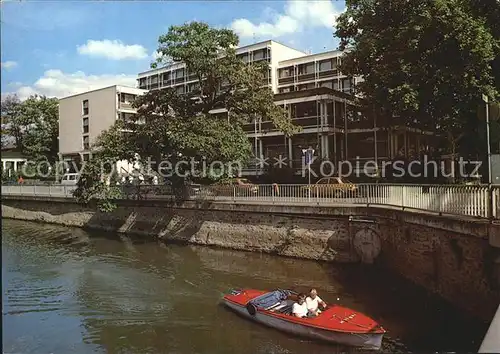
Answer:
[2, 183, 499, 219]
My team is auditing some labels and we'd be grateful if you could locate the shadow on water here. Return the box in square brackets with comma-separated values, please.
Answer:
[2, 219, 489, 354]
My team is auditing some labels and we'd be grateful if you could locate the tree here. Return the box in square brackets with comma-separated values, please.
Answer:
[1, 94, 59, 176]
[1, 94, 25, 149]
[21, 95, 59, 165]
[74, 22, 299, 210]
[335, 0, 500, 156]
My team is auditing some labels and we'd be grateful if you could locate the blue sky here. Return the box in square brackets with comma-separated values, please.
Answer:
[1, 0, 345, 100]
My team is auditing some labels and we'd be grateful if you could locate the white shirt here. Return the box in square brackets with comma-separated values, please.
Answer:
[292, 302, 308, 317]
[306, 296, 323, 311]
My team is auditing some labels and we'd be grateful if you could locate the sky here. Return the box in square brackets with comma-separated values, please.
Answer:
[1, 0, 346, 100]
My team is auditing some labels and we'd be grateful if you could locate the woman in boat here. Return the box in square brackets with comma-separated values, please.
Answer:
[306, 288, 327, 316]
[292, 293, 309, 318]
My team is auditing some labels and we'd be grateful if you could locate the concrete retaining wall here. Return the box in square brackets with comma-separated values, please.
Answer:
[2, 196, 499, 321]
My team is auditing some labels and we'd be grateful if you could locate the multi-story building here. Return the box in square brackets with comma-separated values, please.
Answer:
[137, 40, 307, 93]
[58, 85, 147, 173]
[276, 49, 362, 94]
[136, 40, 432, 178]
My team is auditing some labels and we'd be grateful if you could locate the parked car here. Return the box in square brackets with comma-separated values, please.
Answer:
[301, 177, 358, 197]
[210, 178, 258, 196]
[61, 173, 80, 185]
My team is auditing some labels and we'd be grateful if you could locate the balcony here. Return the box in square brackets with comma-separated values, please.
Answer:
[318, 69, 338, 78]
[118, 102, 133, 110]
[296, 72, 316, 82]
[174, 77, 185, 85]
[278, 76, 294, 85]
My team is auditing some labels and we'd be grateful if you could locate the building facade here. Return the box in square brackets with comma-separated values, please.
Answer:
[137, 40, 308, 93]
[58, 85, 147, 173]
[1, 142, 27, 177]
[55, 40, 433, 181]
[136, 40, 432, 179]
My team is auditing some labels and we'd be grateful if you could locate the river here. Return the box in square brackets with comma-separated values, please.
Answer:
[2, 219, 488, 353]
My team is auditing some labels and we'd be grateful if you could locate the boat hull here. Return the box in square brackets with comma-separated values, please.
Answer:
[223, 299, 384, 350]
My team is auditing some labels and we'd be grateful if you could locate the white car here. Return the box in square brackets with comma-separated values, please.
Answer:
[61, 173, 80, 185]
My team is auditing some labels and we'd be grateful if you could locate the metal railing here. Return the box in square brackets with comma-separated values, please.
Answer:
[2, 183, 499, 219]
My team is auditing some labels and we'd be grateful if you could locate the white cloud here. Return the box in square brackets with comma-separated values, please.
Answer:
[77, 39, 148, 60]
[1, 61, 18, 70]
[152, 50, 163, 60]
[231, 0, 345, 38]
[9, 69, 137, 100]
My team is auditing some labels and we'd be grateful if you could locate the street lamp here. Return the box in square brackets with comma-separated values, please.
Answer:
[483, 94, 492, 218]
[302, 146, 315, 201]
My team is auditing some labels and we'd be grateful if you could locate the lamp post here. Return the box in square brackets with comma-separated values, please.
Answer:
[302, 146, 315, 201]
[483, 94, 492, 218]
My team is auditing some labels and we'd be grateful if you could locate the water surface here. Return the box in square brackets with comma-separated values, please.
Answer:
[2, 219, 488, 353]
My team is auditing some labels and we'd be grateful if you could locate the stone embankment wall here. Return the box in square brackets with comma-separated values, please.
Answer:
[2, 196, 499, 321]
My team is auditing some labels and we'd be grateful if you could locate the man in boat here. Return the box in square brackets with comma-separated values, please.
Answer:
[292, 293, 309, 318]
[306, 288, 327, 316]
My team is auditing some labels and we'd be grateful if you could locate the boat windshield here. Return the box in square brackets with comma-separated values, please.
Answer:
[249, 289, 294, 310]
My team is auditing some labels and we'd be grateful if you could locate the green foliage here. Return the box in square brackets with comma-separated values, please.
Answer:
[73, 124, 127, 211]
[76, 22, 299, 209]
[21, 95, 59, 164]
[1, 94, 25, 148]
[1, 94, 59, 163]
[335, 0, 500, 155]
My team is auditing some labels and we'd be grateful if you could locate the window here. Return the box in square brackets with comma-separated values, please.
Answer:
[279, 67, 294, 78]
[187, 82, 200, 93]
[239, 53, 249, 63]
[253, 49, 265, 60]
[83, 136, 90, 150]
[82, 100, 89, 115]
[176, 85, 185, 94]
[83, 117, 89, 134]
[120, 93, 135, 103]
[319, 60, 332, 71]
[342, 78, 352, 92]
[175, 68, 185, 79]
[298, 62, 315, 75]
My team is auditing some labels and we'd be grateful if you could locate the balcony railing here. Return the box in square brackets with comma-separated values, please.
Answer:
[2, 183, 498, 219]
[318, 69, 338, 78]
[296, 73, 316, 82]
[118, 102, 133, 110]
[278, 76, 294, 85]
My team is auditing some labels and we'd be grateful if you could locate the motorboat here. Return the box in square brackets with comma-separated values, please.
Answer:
[222, 288, 386, 350]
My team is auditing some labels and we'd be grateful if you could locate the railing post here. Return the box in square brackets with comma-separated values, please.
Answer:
[488, 185, 493, 219]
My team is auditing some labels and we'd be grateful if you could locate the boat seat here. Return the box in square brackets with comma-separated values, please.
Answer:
[269, 302, 288, 311]
[281, 304, 294, 315]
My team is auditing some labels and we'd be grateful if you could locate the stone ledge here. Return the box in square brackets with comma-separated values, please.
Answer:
[1, 195, 493, 240]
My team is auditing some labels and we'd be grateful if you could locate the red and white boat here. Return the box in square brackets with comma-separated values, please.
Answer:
[222, 288, 386, 350]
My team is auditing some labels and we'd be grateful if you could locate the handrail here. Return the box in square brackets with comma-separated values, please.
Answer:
[2, 183, 499, 219]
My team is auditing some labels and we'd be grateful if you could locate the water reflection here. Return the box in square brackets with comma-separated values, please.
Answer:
[2, 219, 487, 353]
